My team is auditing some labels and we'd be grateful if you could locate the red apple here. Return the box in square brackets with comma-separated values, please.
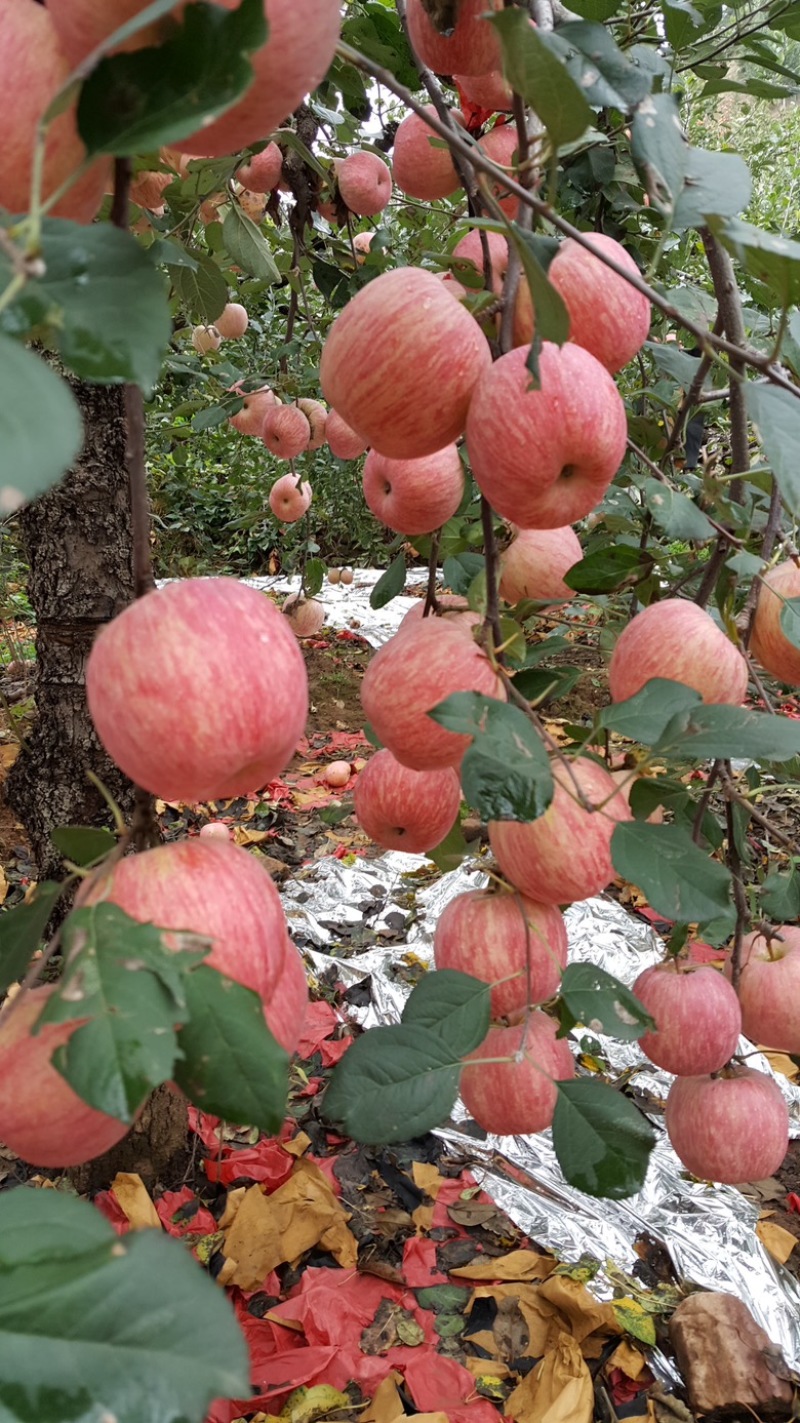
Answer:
[199, 821, 231, 840]
[86, 578, 308, 802]
[297, 398, 328, 450]
[751, 560, 800, 687]
[237, 142, 284, 193]
[269, 474, 312, 523]
[361, 620, 505, 771]
[633, 963, 741, 1075]
[353, 231, 374, 264]
[514, 234, 651, 374]
[460, 1017, 575, 1135]
[320, 267, 492, 460]
[406, 0, 503, 75]
[354, 749, 461, 853]
[0, 986, 132, 1168]
[362, 445, 465, 536]
[465, 343, 628, 528]
[609, 599, 748, 706]
[229, 385, 279, 437]
[434, 888, 568, 1020]
[665, 1068, 789, 1183]
[397, 595, 472, 636]
[326, 409, 369, 460]
[282, 594, 325, 638]
[47, 0, 169, 64]
[732, 925, 800, 1052]
[336, 151, 392, 216]
[489, 757, 632, 904]
[478, 121, 519, 217]
[499, 526, 582, 604]
[267, 943, 308, 1055]
[452, 228, 509, 293]
[262, 404, 311, 458]
[454, 69, 513, 112]
[324, 760, 352, 788]
[215, 303, 249, 340]
[393, 107, 465, 201]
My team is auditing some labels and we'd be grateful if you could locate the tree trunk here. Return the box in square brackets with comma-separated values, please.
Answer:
[68, 1085, 191, 1197]
[6, 377, 137, 881]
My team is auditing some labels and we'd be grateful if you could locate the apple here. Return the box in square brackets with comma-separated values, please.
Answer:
[454, 69, 513, 112]
[229, 385, 279, 437]
[215, 303, 249, 340]
[609, 599, 748, 706]
[328, 569, 341, 585]
[282, 594, 325, 638]
[130, 169, 172, 213]
[268, 940, 308, 1054]
[262, 404, 311, 458]
[269, 474, 312, 523]
[324, 760, 352, 788]
[199, 821, 232, 840]
[393, 107, 466, 201]
[192, 325, 222, 355]
[353, 749, 461, 853]
[297, 398, 328, 451]
[452, 228, 509, 293]
[434, 888, 568, 1020]
[353, 231, 374, 264]
[489, 757, 632, 904]
[1, 0, 110, 223]
[731, 924, 800, 1052]
[406, 0, 503, 76]
[320, 267, 492, 460]
[47, 0, 169, 63]
[633, 963, 741, 1075]
[439, 273, 469, 302]
[340, 569, 354, 585]
[477, 121, 519, 217]
[397, 595, 472, 636]
[362, 445, 465, 536]
[665, 1068, 789, 1183]
[86, 578, 308, 802]
[460, 1017, 575, 1135]
[326, 410, 369, 460]
[0, 985, 132, 1168]
[199, 193, 226, 225]
[499, 526, 582, 604]
[336, 151, 392, 217]
[750, 560, 800, 686]
[237, 142, 284, 193]
[465, 343, 628, 528]
[360, 619, 505, 772]
[514, 234, 651, 374]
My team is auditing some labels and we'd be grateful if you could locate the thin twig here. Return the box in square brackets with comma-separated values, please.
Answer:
[724, 787, 750, 991]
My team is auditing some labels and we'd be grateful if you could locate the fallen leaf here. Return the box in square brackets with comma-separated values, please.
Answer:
[221, 1159, 357, 1290]
[760, 1050, 800, 1082]
[608, 1340, 648, 1379]
[506, 1331, 593, 1423]
[451, 1249, 556, 1282]
[110, 1172, 161, 1231]
[362, 1373, 405, 1423]
[412, 1162, 445, 1199]
[756, 1218, 797, 1265]
[537, 1275, 619, 1343]
[284, 1131, 312, 1158]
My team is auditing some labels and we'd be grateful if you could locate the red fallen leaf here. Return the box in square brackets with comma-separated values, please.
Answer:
[453, 80, 498, 134]
[156, 1186, 217, 1237]
[188, 1105, 223, 1149]
[431, 1172, 492, 1234]
[687, 939, 727, 964]
[271, 1265, 437, 1356]
[319, 1036, 352, 1068]
[403, 1235, 449, 1288]
[334, 843, 364, 860]
[94, 1190, 130, 1235]
[787, 1193, 800, 1214]
[296, 1000, 344, 1057]
[404, 1352, 501, 1423]
[204, 1139, 296, 1189]
[294, 1076, 324, 1098]
[607, 1366, 654, 1405]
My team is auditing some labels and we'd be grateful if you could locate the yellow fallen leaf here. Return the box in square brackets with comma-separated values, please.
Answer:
[611, 1297, 657, 1347]
[756, 1218, 797, 1265]
[760, 1050, 800, 1082]
[0, 866, 7, 906]
[412, 1203, 434, 1232]
[284, 1131, 312, 1158]
[608, 1339, 648, 1379]
[233, 826, 272, 846]
[412, 1162, 445, 1199]
[110, 1173, 161, 1231]
[451, 1249, 557, 1282]
[537, 1276, 619, 1344]
[281, 1385, 351, 1423]
[506, 1331, 593, 1423]
[363, 1372, 405, 1423]
[222, 1159, 357, 1290]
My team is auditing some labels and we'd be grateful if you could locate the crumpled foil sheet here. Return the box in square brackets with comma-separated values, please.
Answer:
[281, 850, 800, 1370]
[242, 569, 434, 647]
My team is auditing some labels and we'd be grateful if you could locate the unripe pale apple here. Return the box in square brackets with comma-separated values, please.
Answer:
[262, 405, 311, 458]
[452, 229, 509, 293]
[499, 526, 582, 604]
[328, 568, 341, 585]
[131, 169, 172, 212]
[282, 595, 325, 639]
[215, 303, 249, 340]
[393, 107, 465, 201]
[1, 0, 110, 223]
[455, 69, 513, 111]
[362, 445, 465, 536]
[354, 749, 461, 853]
[460, 1017, 575, 1135]
[609, 599, 748, 706]
[732, 925, 800, 1052]
[326, 410, 369, 460]
[86, 578, 308, 802]
[750, 560, 800, 686]
[237, 142, 284, 193]
[514, 234, 651, 374]
[477, 122, 518, 217]
[229, 385, 279, 437]
[397, 595, 471, 636]
[199, 193, 226, 225]
[633, 963, 741, 1076]
[665, 1068, 789, 1183]
[466, 343, 628, 529]
[353, 231, 374, 264]
[181, 0, 342, 158]
[361, 619, 504, 772]
[0, 986, 132, 1168]
[406, 0, 503, 75]
[192, 325, 222, 355]
[199, 821, 232, 840]
[336, 151, 392, 217]
[269, 474, 312, 523]
[489, 758, 632, 905]
[434, 888, 568, 1021]
[320, 267, 491, 459]
[297, 398, 328, 451]
[340, 569, 354, 585]
[324, 760, 352, 788]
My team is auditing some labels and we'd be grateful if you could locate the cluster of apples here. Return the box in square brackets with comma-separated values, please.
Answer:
[0, 578, 313, 1168]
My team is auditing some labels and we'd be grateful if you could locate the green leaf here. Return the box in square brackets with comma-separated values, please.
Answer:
[598, 679, 701, 745]
[555, 22, 652, 109]
[370, 552, 406, 609]
[50, 825, 116, 867]
[323, 1024, 461, 1144]
[77, 0, 267, 155]
[564, 545, 649, 594]
[557, 964, 654, 1042]
[508, 227, 569, 357]
[1, 221, 171, 393]
[0, 1189, 248, 1423]
[512, 665, 582, 707]
[552, 1081, 655, 1199]
[39, 904, 208, 1122]
[415, 1285, 471, 1312]
[761, 864, 800, 919]
[611, 821, 733, 923]
[672, 146, 752, 230]
[745, 382, 800, 514]
[426, 817, 470, 873]
[656, 703, 800, 763]
[780, 596, 800, 652]
[0, 881, 64, 996]
[304, 558, 326, 598]
[711, 217, 800, 308]
[641, 478, 715, 541]
[631, 95, 750, 230]
[0, 338, 83, 511]
[559, 0, 623, 16]
[170, 248, 228, 323]
[442, 551, 483, 595]
[341, 7, 418, 90]
[173, 965, 289, 1134]
[429, 694, 554, 823]
[401, 970, 490, 1058]
[222, 206, 280, 283]
[489, 9, 592, 149]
